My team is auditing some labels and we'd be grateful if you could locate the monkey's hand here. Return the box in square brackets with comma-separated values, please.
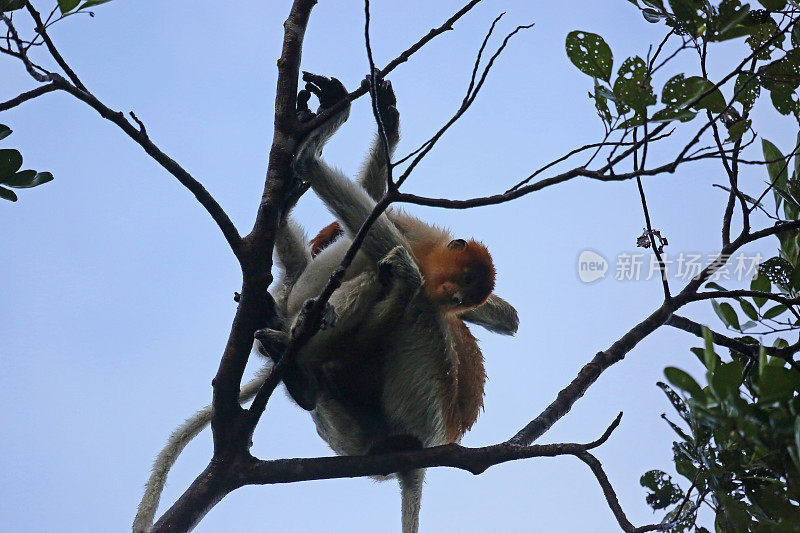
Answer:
[295, 298, 338, 332]
[294, 72, 350, 168]
[255, 325, 320, 411]
[254, 328, 289, 364]
[378, 245, 422, 289]
[361, 69, 400, 140]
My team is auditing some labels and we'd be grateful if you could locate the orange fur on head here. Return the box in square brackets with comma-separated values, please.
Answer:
[413, 238, 495, 311]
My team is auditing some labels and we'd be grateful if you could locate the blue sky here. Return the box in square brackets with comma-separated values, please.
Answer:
[1, 1, 797, 531]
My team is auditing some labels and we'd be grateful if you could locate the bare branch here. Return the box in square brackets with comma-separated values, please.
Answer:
[666, 314, 800, 371]
[25, 1, 87, 92]
[0, 81, 57, 111]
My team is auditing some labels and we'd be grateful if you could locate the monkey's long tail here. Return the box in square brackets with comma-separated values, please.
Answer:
[132, 366, 272, 533]
[399, 469, 425, 533]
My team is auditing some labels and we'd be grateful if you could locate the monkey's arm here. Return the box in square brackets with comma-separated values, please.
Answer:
[459, 294, 520, 335]
[272, 217, 311, 313]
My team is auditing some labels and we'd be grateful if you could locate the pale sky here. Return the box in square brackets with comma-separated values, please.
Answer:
[1, 1, 796, 531]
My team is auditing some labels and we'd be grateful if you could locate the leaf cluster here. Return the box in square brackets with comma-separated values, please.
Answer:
[0, 125, 53, 202]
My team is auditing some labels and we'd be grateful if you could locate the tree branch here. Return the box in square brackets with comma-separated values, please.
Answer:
[0, 81, 57, 111]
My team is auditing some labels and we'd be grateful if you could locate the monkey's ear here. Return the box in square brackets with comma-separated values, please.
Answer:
[447, 239, 467, 250]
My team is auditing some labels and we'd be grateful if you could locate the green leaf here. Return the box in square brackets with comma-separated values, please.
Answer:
[711, 361, 744, 399]
[713, 300, 741, 330]
[58, 0, 80, 13]
[0, 185, 17, 201]
[702, 326, 718, 371]
[651, 106, 696, 123]
[769, 88, 800, 116]
[747, 20, 784, 60]
[642, 8, 666, 23]
[0, 124, 10, 140]
[79, 0, 114, 8]
[763, 304, 787, 319]
[0, 148, 22, 177]
[662, 74, 726, 113]
[641, 0, 665, 9]
[591, 80, 612, 123]
[733, 72, 761, 112]
[565, 31, 613, 82]
[751, 272, 770, 307]
[739, 299, 758, 320]
[794, 417, 800, 466]
[758, 0, 787, 10]
[665, 367, 703, 397]
[613, 56, 656, 114]
[793, 21, 800, 48]
[725, 119, 750, 142]
[763, 139, 789, 209]
[712, 1, 752, 42]
[2, 170, 53, 189]
[758, 365, 796, 400]
[0, 0, 24, 11]
[791, 264, 800, 292]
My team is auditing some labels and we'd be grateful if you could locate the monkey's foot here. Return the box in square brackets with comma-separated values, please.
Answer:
[296, 72, 348, 124]
[378, 245, 422, 288]
[360, 69, 399, 138]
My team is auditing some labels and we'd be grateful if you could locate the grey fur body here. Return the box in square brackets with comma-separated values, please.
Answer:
[132, 75, 518, 533]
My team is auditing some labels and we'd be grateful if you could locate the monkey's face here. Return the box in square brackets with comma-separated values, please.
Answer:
[424, 239, 495, 311]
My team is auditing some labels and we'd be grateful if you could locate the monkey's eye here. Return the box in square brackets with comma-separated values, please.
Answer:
[463, 272, 475, 286]
[448, 239, 467, 250]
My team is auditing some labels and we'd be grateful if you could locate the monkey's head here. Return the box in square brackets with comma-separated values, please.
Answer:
[422, 238, 495, 311]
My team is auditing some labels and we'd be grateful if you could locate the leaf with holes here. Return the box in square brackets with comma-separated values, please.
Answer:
[758, 0, 787, 9]
[747, 19, 784, 60]
[734, 72, 761, 112]
[565, 31, 613, 82]
[726, 119, 750, 142]
[662, 74, 726, 113]
[711, 0, 752, 42]
[613, 56, 656, 114]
